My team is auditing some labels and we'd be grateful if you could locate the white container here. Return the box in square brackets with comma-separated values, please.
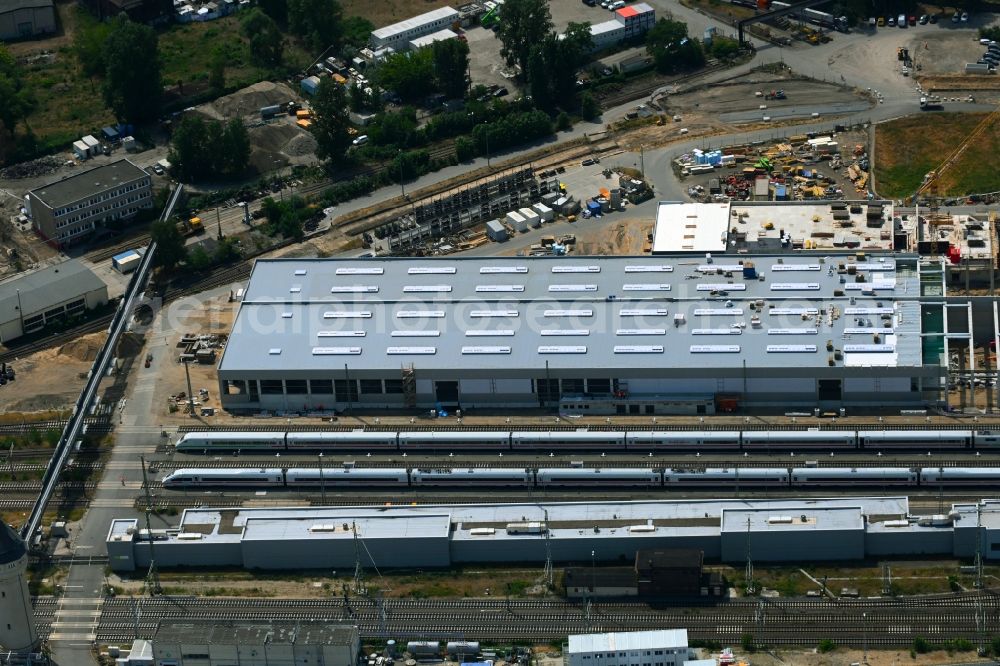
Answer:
[519, 207, 541, 228]
[506, 210, 527, 232]
[532, 202, 554, 222]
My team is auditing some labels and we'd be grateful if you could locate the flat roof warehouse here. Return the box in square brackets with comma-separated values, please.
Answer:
[219, 254, 926, 375]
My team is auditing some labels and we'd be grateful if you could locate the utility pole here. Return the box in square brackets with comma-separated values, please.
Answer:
[543, 509, 553, 589]
[745, 516, 755, 595]
[216, 207, 223, 241]
[881, 563, 892, 596]
[352, 521, 364, 594]
[318, 453, 326, 505]
[862, 612, 868, 664]
[975, 502, 984, 590]
[139, 456, 161, 596]
[183, 359, 195, 416]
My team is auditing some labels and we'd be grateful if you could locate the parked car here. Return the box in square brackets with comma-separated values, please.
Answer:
[352, 135, 369, 146]
[898, 14, 906, 26]
[877, 16, 885, 26]
[908, 15, 916, 25]
[887, 16, 895, 26]
[152, 164, 164, 175]
[918, 14, 928, 23]
[928, 13, 938, 23]
[609, 0, 625, 9]
[951, 12, 960, 22]
[961, 12, 969, 21]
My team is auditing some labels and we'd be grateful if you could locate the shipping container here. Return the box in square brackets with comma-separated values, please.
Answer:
[112, 250, 142, 274]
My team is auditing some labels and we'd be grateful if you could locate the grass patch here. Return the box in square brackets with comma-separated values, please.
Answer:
[874, 112, 1000, 198]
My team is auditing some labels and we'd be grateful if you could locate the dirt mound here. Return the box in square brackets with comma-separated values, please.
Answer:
[58, 335, 105, 362]
[209, 81, 298, 120]
[247, 123, 316, 172]
[116, 332, 144, 358]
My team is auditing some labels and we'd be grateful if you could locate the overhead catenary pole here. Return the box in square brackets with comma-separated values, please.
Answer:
[140, 455, 162, 596]
[318, 453, 326, 505]
[183, 359, 195, 416]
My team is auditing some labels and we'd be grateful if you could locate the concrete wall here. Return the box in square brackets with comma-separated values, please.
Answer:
[241, 535, 451, 569]
[720, 529, 865, 563]
[451, 534, 720, 565]
[866, 529, 953, 558]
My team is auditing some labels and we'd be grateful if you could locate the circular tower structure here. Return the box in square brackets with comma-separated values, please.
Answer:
[0, 522, 38, 653]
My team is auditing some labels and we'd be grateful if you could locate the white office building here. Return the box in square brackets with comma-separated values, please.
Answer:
[568, 630, 689, 666]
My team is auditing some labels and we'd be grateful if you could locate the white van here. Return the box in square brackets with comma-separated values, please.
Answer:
[352, 135, 369, 146]
[609, 1, 625, 9]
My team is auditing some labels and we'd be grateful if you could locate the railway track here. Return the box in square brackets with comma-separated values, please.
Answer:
[597, 63, 729, 109]
[85, 233, 152, 264]
[78, 594, 1000, 645]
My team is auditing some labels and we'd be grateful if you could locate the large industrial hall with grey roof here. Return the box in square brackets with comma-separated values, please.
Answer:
[217, 254, 953, 414]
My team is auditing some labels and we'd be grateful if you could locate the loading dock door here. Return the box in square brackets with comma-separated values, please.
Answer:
[435, 381, 459, 404]
[818, 379, 842, 402]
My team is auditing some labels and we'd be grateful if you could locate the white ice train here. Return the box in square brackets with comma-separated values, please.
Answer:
[174, 429, 1000, 453]
[161, 466, 1000, 489]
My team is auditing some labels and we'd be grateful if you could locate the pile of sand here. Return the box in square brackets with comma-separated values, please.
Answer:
[209, 81, 298, 120]
[58, 335, 105, 362]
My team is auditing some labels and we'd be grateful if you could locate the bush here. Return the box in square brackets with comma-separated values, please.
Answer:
[556, 111, 572, 131]
[817, 639, 835, 654]
[912, 637, 931, 654]
[741, 633, 755, 653]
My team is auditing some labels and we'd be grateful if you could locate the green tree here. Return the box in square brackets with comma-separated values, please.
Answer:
[312, 78, 353, 162]
[455, 135, 475, 161]
[563, 21, 594, 62]
[209, 51, 226, 92]
[168, 115, 210, 181]
[256, 0, 287, 23]
[288, 0, 343, 51]
[912, 637, 931, 654]
[370, 107, 419, 147]
[220, 118, 251, 175]
[73, 12, 112, 77]
[150, 218, 187, 270]
[817, 639, 835, 654]
[102, 16, 162, 123]
[431, 38, 470, 99]
[0, 47, 34, 135]
[495, 0, 552, 76]
[348, 82, 366, 112]
[242, 9, 284, 67]
[527, 49, 551, 111]
[740, 633, 755, 653]
[186, 245, 212, 271]
[556, 111, 571, 131]
[377, 49, 435, 102]
[342, 16, 375, 48]
[709, 35, 741, 60]
[646, 18, 704, 74]
[991, 635, 1000, 656]
[579, 91, 599, 120]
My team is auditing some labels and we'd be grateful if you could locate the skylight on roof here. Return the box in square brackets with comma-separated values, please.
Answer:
[768, 328, 818, 335]
[323, 311, 372, 319]
[694, 308, 743, 316]
[619, 308, 668, 316]
[696, 283, 746, 291]
[294, 269, 307, 276]
[549, 284, 598, 292]
[391, 330, 441, 337]
[552, 266, 600, 273]
[386, 346, 437, 355]
[770, 283, 821, 291]
[289, 286, 302, 293]
[844, 328, 894, 335]
[268, 348, 282, 355]
[766, 345, 818, 353]
[771, 264, 820, 271]
[312, 347, 363, 355]
[537, 345, 587, 354]
[540, 329, 589, 336]
[614, 345, 664, 353]
[689, 345, 741, 353]
[844, 307, 894, 315]
[471, 310, 518, 318]
[336, 267, 383, 275]
[465, 329, 515, 337]
[475, 285, 524, 292]
[769, 308, 819, 315]
[330, 286, 379, 293]
[480, 266, 528, 274]
[462, 346, 512, 354]
[396, 310, 445, 318]
[408, 267, 456, 274]
[623, 284, 671, 291]
[844, 344, 896, 353]
[692, 328, 742, 335]
[616, 329, 666, 336]
[625, 265, 672, 273]
[318, 331, 366, 337]
[544, 309, 593, 317]
[403, 285, 452, 293]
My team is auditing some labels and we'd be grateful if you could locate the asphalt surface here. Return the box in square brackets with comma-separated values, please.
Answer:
[40, 8, 1000, 665]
